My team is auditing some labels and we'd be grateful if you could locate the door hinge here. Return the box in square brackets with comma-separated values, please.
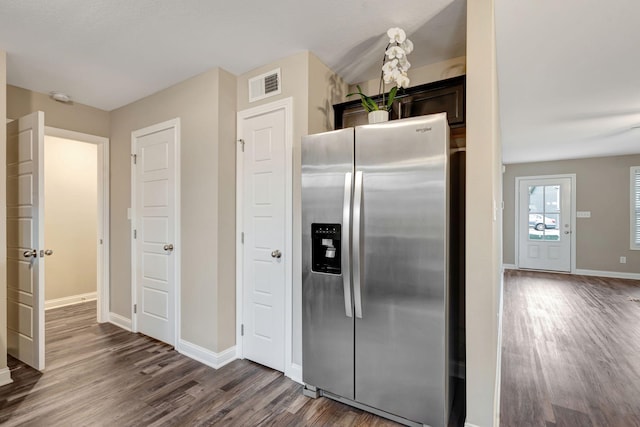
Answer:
[99, 238, 103, 245]
[133, 229, 137, 239]
[132, 153, 137, 164]
[241, 232, 244, 244]
[133, 304, 137, 314]
[238, 139, 245, 152]
[241, 324, 244, 336]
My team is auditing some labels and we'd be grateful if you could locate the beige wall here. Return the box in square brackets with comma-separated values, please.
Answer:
[349, 56, 466, 96]
[7, 85, 109, 137]
[44, 136, 98, 301]
[466, 0, 503, 426]
[503, 155, 640, 273]
[0, 50, 8, 374]
[237, 51, 347, 367]
[110, 68, 237, 353]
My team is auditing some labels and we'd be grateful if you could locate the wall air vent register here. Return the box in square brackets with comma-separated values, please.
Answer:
[248, 68, 281, 102]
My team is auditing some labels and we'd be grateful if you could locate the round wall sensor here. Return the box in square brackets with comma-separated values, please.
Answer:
[50, 92, 71, 103]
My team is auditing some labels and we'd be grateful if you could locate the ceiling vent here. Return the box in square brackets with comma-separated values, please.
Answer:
[248, 68, 281, 102]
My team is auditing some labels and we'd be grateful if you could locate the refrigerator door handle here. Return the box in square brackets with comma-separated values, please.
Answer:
[353, 171, 363, 319]
[342, 172, 353, 318]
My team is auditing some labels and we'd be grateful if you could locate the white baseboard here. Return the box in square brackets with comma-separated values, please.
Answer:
[109, 312, 132, 331]
[0, 367, 13, 387]
[286, 363, 303, 384]
[465, 423, 482, 427]
[177, 340, 237, 370]
[502, 263, 517, 270]
[45, 292, 97, 310]
[575, 269, 640, 280]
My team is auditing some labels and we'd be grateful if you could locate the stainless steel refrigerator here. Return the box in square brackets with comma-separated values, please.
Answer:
[301, 113, 453, 427]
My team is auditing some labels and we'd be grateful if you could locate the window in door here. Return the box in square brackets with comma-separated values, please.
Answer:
[632, 166, 640, 250]
[527, 184, 560, 241]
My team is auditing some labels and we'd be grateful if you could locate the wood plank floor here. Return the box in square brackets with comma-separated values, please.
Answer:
[500, 270, 640, 427]
[0, 301, 398, 426]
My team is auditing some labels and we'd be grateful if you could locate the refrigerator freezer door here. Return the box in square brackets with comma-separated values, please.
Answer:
[302, 128, 355, 399]
[354, 114, 450, 427]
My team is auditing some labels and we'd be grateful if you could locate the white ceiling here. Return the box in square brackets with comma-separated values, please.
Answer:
[496, 0, 640, 164]
[3, 1, 636, 165]
[0, 0, 465, 111]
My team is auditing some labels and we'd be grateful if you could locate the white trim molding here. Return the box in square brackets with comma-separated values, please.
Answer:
[575, 269, 640, 281]
[0, 367, 13, 387]
[288, 363, 302, 384]
[236, 98, 295, 380]
[465, 423, 482, 427]
[503, 263, 517, 270]
[178, 340, 237, 370]
[109, 312, 132, 331]
[45, 292, 97, 310]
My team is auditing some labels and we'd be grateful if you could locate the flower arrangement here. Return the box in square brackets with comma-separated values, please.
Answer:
[347, 27, 413, 113]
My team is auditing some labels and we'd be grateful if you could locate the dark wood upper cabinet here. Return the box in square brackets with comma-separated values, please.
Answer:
[334, 75, 465, 130]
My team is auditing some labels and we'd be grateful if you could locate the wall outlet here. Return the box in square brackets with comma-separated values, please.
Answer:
[620, 256, 627, 264]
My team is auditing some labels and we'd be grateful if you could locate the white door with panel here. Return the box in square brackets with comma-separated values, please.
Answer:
[518, 177, 572, 272]
[240, 108, 286, 371]
[6, 111, 49, 370]
[133, 121, 179, 346]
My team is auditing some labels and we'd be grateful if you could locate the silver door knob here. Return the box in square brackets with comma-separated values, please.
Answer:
[44, 249, 53, 256]
[163, 244, 174, 251]
[23, 249, 37, 258]
[271, 249, 282, 259]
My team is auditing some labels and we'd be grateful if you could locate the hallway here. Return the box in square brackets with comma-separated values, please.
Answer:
[0, 302, 397, 426]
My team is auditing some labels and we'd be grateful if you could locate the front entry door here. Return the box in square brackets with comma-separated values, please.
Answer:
[517, 176, 572, 272]
[6, 111, 46, 370]
[132, 120, 179, 346]
[240, 107, 286, 372]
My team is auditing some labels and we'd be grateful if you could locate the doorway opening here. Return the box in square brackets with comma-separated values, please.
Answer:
[44, 127, 110, 322]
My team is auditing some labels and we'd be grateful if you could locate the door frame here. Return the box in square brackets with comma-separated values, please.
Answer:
[235, 97, 295, 380]
[130, 118, 181, 346]
[44, 127, 110, 323]
[515, 174, 577, 273]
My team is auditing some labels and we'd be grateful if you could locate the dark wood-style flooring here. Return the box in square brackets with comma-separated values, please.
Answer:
[500, 270, 640, 427]
[0, 301, 398, 426]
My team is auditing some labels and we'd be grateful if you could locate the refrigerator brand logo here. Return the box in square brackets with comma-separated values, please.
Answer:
[415, 127, 432, 133]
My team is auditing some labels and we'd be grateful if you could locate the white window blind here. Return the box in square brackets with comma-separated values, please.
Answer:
[632, 166, 640, 250]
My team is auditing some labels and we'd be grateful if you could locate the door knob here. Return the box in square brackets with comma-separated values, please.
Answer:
[564, 231, 572, 235]
[41, 249, 54, 257]
[163, 244, 174, 251]
[23, 249, 37, 258]
[271, 249, 282, 259]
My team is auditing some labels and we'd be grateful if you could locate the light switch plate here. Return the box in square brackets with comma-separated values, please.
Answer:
[576, 211, 591, 218]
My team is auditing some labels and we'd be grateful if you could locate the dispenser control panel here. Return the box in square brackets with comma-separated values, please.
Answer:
[311, 223, 341, 275]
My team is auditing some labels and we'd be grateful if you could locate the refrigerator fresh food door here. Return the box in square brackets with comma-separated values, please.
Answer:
[354, 114, 450, 427]
[302, 128, 355, 399]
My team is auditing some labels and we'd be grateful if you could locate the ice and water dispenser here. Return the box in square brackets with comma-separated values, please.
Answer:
[311, 223, 341, 275]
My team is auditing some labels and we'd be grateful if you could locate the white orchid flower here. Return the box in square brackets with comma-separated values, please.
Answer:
[387, 27, 407, 44]
[384, 67, 401, 84]
[395, 74, 410, 89]
[382, 59, 398, 74]
[400, 39, 414, 55]
[398, 56, 411, 72]
[385, 46, 405, 60]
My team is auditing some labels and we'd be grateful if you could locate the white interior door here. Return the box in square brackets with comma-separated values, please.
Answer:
[517, 176, 572, 272]
[240, 108, 286, 372]
[132, 120, 179, 346]
[6, 111, 45, 370]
